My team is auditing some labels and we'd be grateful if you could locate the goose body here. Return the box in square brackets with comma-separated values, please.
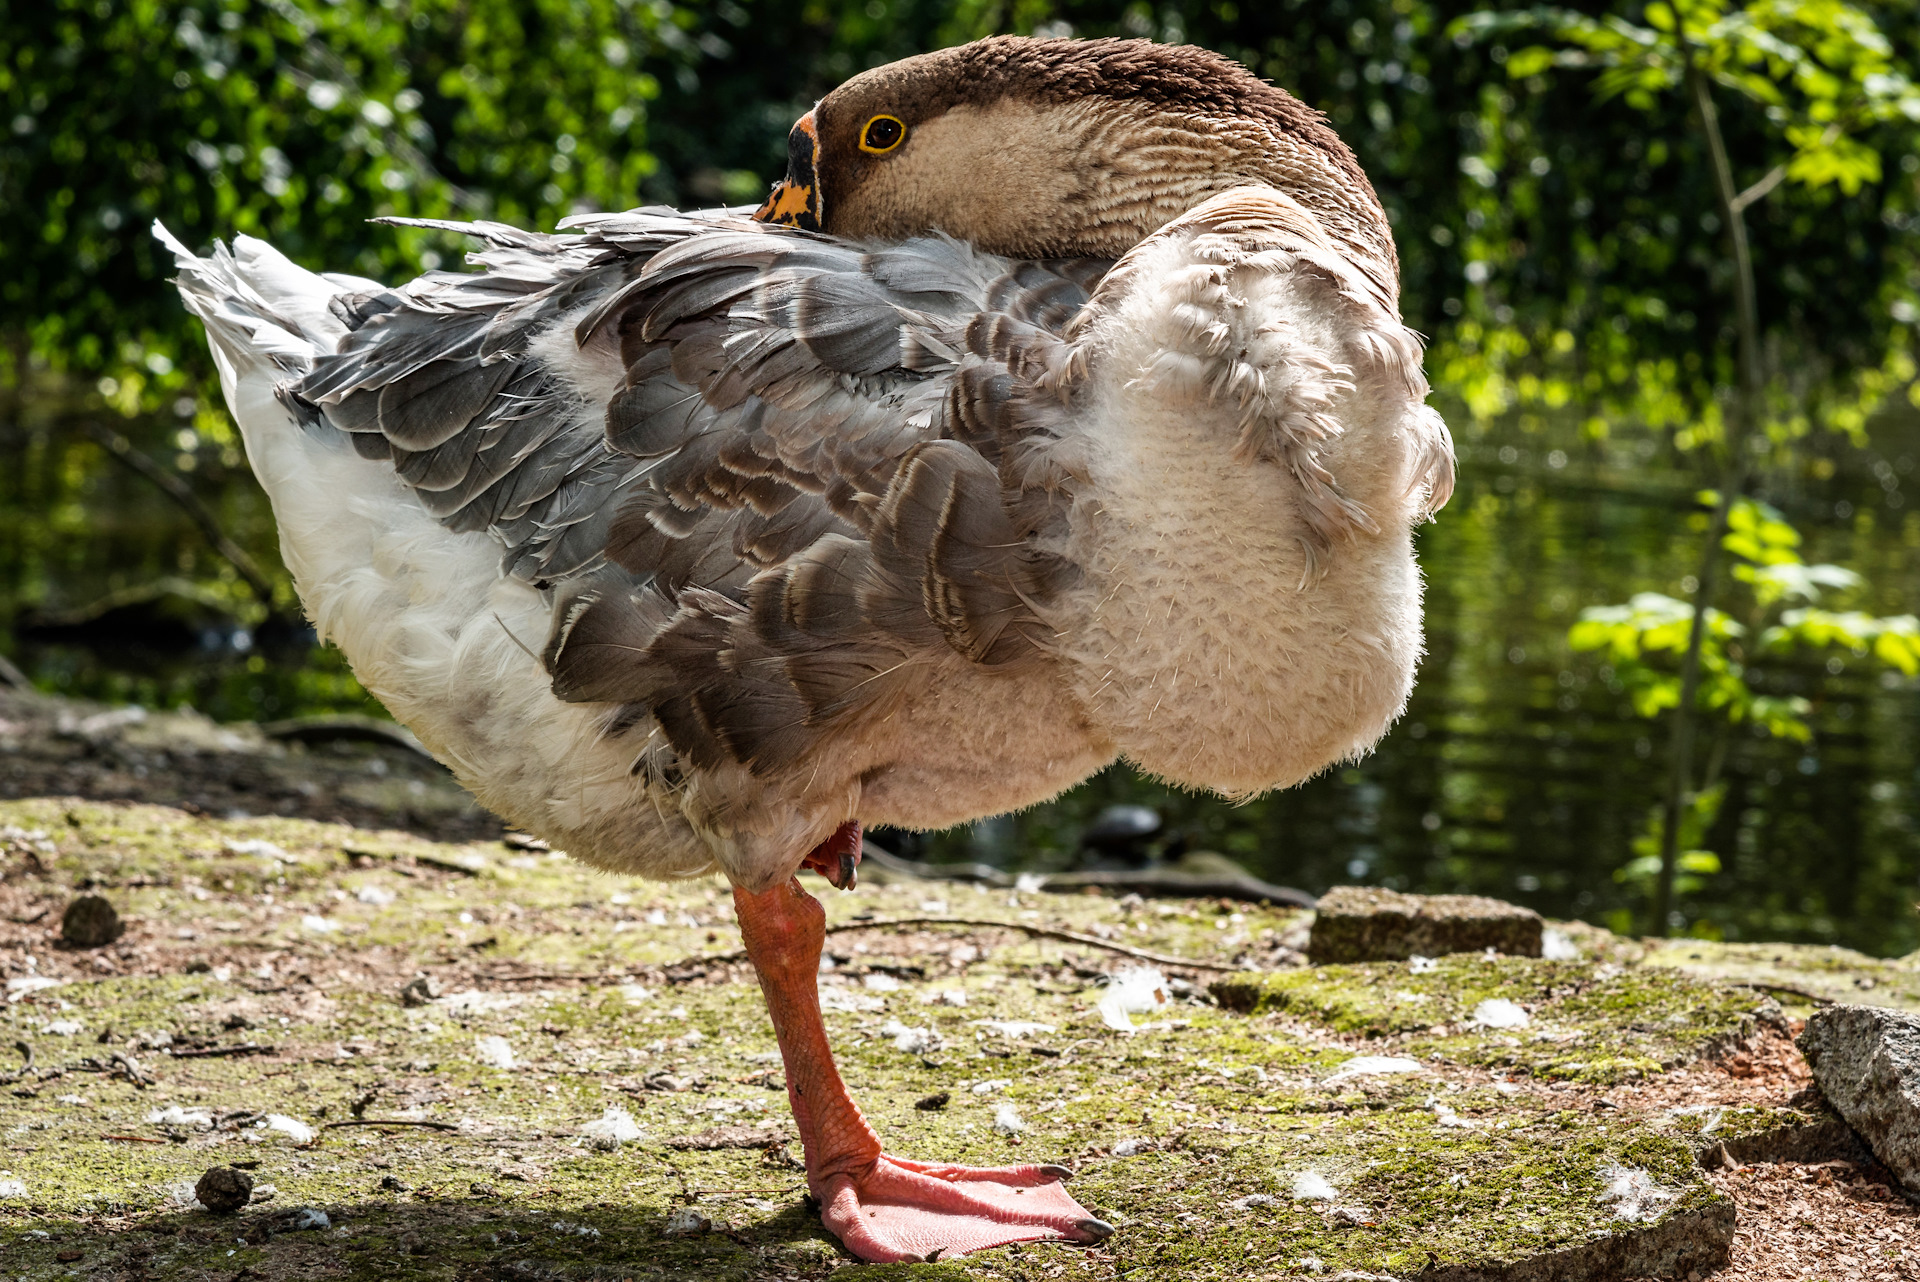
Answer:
[162, 35, 1451, 1262]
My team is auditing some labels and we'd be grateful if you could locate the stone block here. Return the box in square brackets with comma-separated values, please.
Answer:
[1307, 886, 1542, 963]
[1797, 1003, 1920, 1194]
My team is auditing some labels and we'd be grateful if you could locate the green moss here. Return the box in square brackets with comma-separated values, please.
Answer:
[0, 800, 1765, 1279]
[1641, 939, 1920, 1013]
[1063, 1112, 1725, 1279]
[1212, 955, 1767, 1083]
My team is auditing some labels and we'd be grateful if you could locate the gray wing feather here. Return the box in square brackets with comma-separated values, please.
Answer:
[289, 210, 1105, 774]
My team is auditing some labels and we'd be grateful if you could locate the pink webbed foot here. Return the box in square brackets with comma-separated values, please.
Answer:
[731, 876, 1113, 1264]
[818, 1155, 1113, 1263]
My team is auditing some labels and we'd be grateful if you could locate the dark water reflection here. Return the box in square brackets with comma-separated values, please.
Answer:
[4, 430, 1917, 955]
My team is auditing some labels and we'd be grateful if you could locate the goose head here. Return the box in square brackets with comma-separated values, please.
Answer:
[754, 35, 1393, 275]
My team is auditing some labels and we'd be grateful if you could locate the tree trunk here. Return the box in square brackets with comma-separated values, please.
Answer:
[1653, 59, 1767, 936]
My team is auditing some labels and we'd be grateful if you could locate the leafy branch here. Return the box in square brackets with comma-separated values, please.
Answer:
[1570, 495, 1920, 925]
[1453, 0, 1913, 934]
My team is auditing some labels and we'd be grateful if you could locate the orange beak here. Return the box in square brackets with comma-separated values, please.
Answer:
[753, 110, 821, 231]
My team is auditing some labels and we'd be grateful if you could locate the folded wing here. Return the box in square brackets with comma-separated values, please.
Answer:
[287, 209, 1108, 778]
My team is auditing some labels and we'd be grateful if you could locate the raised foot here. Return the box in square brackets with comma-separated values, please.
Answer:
[819, 1155, 1112, 1264]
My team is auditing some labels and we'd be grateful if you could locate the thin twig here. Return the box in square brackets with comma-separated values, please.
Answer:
[0, 1039, 32, 1084]
[1731, 981, 1834, 1007]
[477, 972, 623, 985]
[76, 420, 277, 605]
[323, 1119, 459, 1132]
[1729, 123, 1841, 215]
[168, 1044, 277, 1060]
[860, 843, 1315, 906]
[0, 649, 30, 691]
[111, 1050, 152, 1087]
[260, 715, 433, 761]
[103, 1134, 167, 1144]
[683, 916, 1241, 973]
[1655, 47, 1768, 938]
[415, 853, 485, 877]
[1728, 162, 1788, 216]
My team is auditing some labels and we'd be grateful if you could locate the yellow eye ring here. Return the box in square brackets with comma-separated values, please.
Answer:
[859, 115, 906, 154]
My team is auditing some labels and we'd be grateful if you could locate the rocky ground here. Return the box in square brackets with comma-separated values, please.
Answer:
[0, 686, 497, 842]
[0, 686, 1915, 1280]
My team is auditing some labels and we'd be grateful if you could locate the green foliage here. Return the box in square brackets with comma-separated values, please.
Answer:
[5, 0, 1917, 418]
[1570, 493, 1917, 910]
[1459, 0, 1920, 195]
[1569, 591, 1767, 726]
[1616, 782, 1725, 896]
[1569, 494, 1908, 740]
[0, 0, 716, 391]
[1445, 0, 1920, 441]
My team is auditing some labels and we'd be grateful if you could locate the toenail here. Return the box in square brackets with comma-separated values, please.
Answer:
[1039, 1164, 1073, 1181]
[1076, 1217, 1116, 1240]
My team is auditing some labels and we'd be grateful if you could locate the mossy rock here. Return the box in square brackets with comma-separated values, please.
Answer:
[1641, 939, 1920, 1013]
[1655, 1100, 1866, 1167]
[1212, 955, 1772, 1084]
[1306, 886, 1543, 963]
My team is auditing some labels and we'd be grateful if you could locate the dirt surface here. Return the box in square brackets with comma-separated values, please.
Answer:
[1708, 1160, 1917, 1281]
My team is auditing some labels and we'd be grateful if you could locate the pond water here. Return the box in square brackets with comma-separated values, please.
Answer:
[4, 416, 1918, 955]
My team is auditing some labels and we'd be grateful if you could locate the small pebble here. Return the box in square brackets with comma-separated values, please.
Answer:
[400, 975, 441, 1007]
[195, 1167, 254, 1215]
[61, 895, 122, 948]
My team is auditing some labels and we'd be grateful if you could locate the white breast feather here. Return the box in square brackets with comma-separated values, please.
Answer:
[1053, 189, 1444, 796]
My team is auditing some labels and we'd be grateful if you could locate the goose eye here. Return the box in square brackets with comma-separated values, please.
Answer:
[860, 115, 905, 154]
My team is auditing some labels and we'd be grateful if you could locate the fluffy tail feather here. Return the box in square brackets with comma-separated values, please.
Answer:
[153, 221, 377, 409]
[153, 222, 726, 883]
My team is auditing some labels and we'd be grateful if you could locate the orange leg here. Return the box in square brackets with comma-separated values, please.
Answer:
[733, 831, 1111, 1264]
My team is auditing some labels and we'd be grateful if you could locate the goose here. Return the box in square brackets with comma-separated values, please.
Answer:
[157, 35, 1453, 1264]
